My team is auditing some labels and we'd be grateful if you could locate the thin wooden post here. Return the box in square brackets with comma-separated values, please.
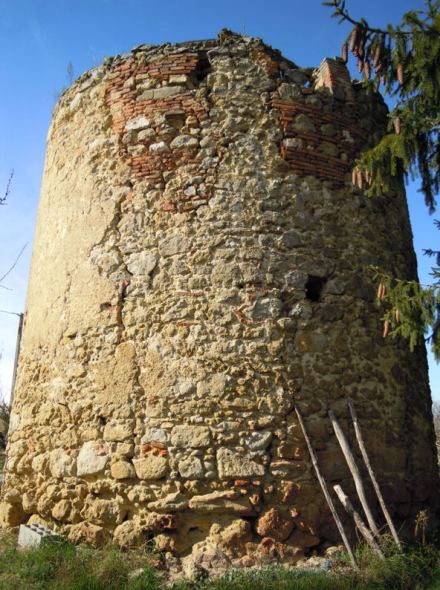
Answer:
[294, 405, 358, 569]
[334, 485, 384, 559]
[10, 312, 24, 406]
[328, 410, 380, 538]
[348, 400, 401, 549]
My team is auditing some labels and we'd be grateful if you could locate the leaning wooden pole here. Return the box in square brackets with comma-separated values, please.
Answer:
[328, 410, 380, 538]
[334, 485, 385, 559]
[294, 405, 358, 569]
[10, 312, 24, 406]
[348, 400, 401, 549]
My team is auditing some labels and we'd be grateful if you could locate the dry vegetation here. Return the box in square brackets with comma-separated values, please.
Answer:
[0, 530, 439, 590]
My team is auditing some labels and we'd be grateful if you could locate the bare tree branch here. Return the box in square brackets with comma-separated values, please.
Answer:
[0, 169, 14, 206]
[0, 243, 27, 285]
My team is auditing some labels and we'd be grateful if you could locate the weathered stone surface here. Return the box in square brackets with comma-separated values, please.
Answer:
[0, 501, 25, 527]
[82, 498, 125, 526]
[49, 448, 76, 478]
[111, 460, 135, 479]
[68, 522, 108, 547]
[256, 508, 295, 541]
[113, 521, 144, 548]
[217, 448, 265, 479]
[178, 456, 204, 479]
[76, 442, 108, 476]
[103, 423, 132, 442]
[171, 426, 210, 448]
[246, 431, 272, 451]
[141, 428, 169, 445]
[52, 500, 71, 521]
[125, 116, 150, 131]
[126, 252, 157, 276]
[189, 491, 255, 515]
[170, 134, 199, 149]
[133, 455, 168, 480]
[147, 492, 189, 512]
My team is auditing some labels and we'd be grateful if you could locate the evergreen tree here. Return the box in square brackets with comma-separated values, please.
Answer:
[325, 0, 440, 359]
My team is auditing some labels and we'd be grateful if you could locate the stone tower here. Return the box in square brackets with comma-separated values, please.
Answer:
[1, 31, 438, 567]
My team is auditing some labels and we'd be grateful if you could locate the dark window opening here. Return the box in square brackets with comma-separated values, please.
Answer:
[195, 52, 211, 81]
[305, 275, 327, 302]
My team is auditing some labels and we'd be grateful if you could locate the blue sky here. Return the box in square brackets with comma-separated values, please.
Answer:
[1, 0, 438, 401]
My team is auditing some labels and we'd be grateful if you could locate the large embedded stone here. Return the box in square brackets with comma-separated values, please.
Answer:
[111, 460, 136, 480]
[103, 423, 132, 442]
[133, 455, 169, 480]
[153, 86, 182, 99]
[246, 431, 272, 451]
[126, 252, 157, 276]
[189, 491, 255, 515]
[0, 501, 25, 527]
[217, 448, 265, 479]
[82, 498, 125, 526]
[113, 520, 144, 548]
[125, 116, 151, 131]
[256, 508, 295, 541]
[178, 456, 204, 479]
[49, 448, 76, 478]
[171, 425, 210, 448]
[147, 492, 189, 512]
[170, 134, 199, 149]
[158, 235, 190, 257]
[68, 522, 108, 547]
[76, 441, 108, 476]
[141, 427, 169, 445]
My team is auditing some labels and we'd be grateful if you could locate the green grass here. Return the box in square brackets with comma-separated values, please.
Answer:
[0, 530, 439, 590]
[0, 532, 161, 590]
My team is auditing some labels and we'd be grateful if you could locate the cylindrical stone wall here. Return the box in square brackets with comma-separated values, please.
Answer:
[1, 31, 438, 566]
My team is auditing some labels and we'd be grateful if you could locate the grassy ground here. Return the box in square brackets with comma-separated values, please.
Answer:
[0, 530, 439, 590]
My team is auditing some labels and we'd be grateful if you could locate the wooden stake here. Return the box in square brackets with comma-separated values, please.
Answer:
[348, 400, 401, 549]
[328, 410, 380, 537]
[294, 405, 358, 569]
[334, 485, 385, 559]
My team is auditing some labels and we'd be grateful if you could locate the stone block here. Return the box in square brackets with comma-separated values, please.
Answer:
[171, 425, 210, 448]
[17, 523, 60, 549]
[49, 448, 76, 478]
[111, 460, 136, 479]
[256, 508, 294, 541]
[103, 423, 132, 442]
[178, 456, 204, 479]
[133, 455, 169, 480]
[217, 448, 265, 479]
[76, 442, 108, 476]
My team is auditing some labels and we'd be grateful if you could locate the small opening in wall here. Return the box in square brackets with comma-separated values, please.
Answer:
[305, 275, 327, 302]
[195, 52, 211, 81]
[98, 415, 107, 426]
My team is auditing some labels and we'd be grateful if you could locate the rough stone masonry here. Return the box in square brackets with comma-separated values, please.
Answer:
[1, 30, 438, 568]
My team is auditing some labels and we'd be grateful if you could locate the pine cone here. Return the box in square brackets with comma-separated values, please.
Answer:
[397, 63, 404, 85]
[349, 26, 359, 52]
[342, 43, 348, 63]
[373, 45, 382, 68]
[364, 61, 371, 80]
